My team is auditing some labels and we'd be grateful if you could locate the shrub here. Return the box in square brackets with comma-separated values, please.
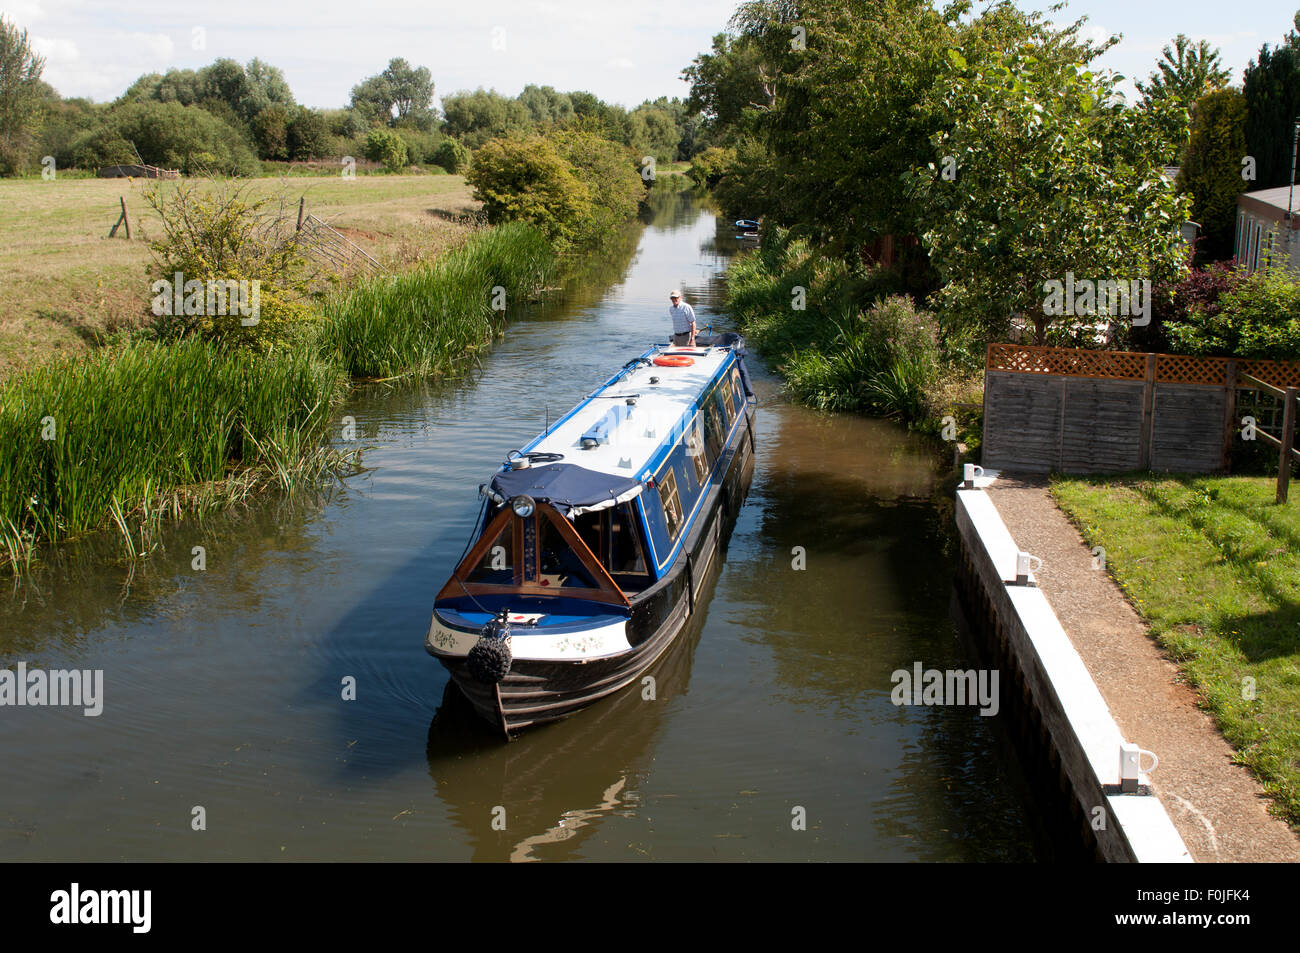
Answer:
[466, 135, 591, 246]
[687, 146, 734, 189]
[142, 179, 317, 351]
[1168, 266, 1300, 359]
[433, 137, 471, 173]
[287, 107, 330, 159]
[363, 127, 408, 171]
[784, 296, 940, 418]
[550, 128, 644, 244]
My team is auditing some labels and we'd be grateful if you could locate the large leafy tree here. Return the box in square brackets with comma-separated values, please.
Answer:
[1178, 89, 1248, 262]
[913, 46, 1190, 345]
[1137, 34, 1231, 112]
[351, 58, 435, 130]
[1243, 14, 1300, 189]
[0, 15, 46, 173]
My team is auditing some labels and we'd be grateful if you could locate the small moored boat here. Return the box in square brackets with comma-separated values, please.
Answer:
[426, 333, 757, 736]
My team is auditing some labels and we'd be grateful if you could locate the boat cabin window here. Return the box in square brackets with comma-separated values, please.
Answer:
[686, 420, 711, 487]
[730, 367, 744, 412]
[715, 381, 735, 426]
[659, 469, 684, 541]
[703, 400, 725, 461]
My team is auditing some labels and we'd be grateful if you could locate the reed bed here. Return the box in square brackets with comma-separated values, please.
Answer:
[0, 339, 345, 571]
[317, 222, 555, 379]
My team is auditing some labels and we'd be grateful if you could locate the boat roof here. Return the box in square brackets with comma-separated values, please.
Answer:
[514, 342, 737, 485]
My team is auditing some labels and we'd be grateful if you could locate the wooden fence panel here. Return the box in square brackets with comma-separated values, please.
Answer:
[1149, 385, 1229, 473]
[1059, 378, 1145, 473]
[982, 371, 1064, 472]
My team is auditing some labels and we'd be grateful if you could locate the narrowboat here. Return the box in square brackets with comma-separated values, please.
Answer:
[426, 332, 757, 737]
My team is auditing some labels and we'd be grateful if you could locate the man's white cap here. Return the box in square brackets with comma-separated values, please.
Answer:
[670, 289, 681, 297]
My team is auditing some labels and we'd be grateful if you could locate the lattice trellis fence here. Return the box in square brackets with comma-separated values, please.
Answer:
[983, 344, 1300, 476]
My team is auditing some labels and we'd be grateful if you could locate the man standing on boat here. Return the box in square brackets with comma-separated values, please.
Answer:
[668, 290, 696, 347]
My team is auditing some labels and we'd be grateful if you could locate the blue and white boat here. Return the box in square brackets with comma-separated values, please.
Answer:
[426, 333, 757, 736]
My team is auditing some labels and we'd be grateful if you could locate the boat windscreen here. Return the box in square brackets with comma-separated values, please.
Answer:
[438, 504, 631, 608]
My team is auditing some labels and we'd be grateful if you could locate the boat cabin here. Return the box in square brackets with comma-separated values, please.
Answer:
[436, 339, 753, 616]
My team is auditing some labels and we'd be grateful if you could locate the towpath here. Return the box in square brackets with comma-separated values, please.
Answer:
[984, 473, 1300, 863]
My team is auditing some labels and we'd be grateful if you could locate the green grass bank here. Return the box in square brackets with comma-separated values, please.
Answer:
[1052, 474, 1300, 826]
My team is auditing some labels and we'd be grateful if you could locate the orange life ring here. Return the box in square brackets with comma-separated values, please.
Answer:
[653, 354, 695, 367]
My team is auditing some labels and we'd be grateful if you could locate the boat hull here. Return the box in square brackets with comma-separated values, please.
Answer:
[428, 402, 756, 736]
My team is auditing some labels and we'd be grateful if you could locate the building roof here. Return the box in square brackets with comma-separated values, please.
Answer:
[1238, 185, 1300, 225]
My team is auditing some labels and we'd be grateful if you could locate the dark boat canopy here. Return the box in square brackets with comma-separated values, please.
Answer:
[488, 463, 646, 517]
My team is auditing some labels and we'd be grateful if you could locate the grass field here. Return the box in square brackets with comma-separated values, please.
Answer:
[0, 174, 479, 378]
[1051, 474, 1300, 825]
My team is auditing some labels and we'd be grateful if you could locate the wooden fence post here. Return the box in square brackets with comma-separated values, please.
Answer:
[1138, 353, 1157, 470]
[1222, 359, 1238, 473]
[296, 196, 305, 233]
[1278, 387, 1297, 504]
[121, 196, 130, 239]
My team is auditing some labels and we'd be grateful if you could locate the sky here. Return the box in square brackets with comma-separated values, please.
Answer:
[1, 0, 1297, 110]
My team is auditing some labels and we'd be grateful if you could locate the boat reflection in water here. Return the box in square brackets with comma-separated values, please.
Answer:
[425, 574, 711, 862]
[425, 333, 756, 736]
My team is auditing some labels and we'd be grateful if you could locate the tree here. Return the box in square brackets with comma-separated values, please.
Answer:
[351, 58, 435, 130]
[0, 15, 46, 173]
[441, 88, 528, 148]
[913, 45, 1190, 345]
[1178, 89, 1248, 261]
[1137, 35, 1231, 112]
[551, 128, 644, 241]
[253, 103, 290, 160]
[287, 108, 330, 160]
[682, 30, 774, 139]
[67, 101, 260, 176]
[1243, 15, 1300, 189]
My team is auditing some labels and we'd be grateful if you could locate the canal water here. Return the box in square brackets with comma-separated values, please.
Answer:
[0, 186, 1044, 861]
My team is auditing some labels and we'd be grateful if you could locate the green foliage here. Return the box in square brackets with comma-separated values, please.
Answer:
[393, 126, 442, 165]
[142, 180, 316, 351]
[317, 222, 555, 378]
[466, 135, 592, 246]
[287, 108, 330, 159]
[1178, 89, 1248, 261]
[350, 58, 436, 130]
[551, 128, 645, 243]
[66, 100, 259, 175]
[1243, 16, 1300, 189]
[433, 137, 470, 173]
[686, 145, 735, 189]
[363, 126, 408, 171]
[783, 296, 940, 419]
[441, 88, 532, 148]
[912, 43, 1189, 344]
[725, 226, 945, 421]
[0, 15, 47, 174]
[1137, 34, 1231, 113]
[1167, 267, 1300, 359]
[252, 102, 290, 160]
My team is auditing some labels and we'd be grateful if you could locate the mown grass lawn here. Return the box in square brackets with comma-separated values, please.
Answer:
[1051, 474, 1300, 826]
